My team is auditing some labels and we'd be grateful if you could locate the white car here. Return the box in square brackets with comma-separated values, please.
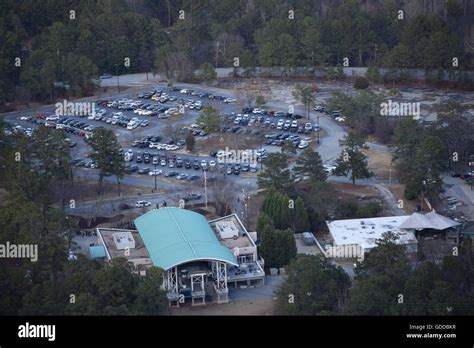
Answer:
[20, 116, 30, 121]
[165, 108, 178, 115]
[253, 108, 263, 114]
[323, 164, 336, 175]
[176, 173, 189, 180]
[46, 115, 60, 121]
[149, 169, 162, 176]
[165, 145, 179, 151]
[135, 200, 151, 207]
[234, 117, 242, 124]
[298, 141, 309, 149]
[209, 160, 216, 169]
[224, 98, 237, 103]
[180, 89, 188, 94]
[124, 151, 134, 162]
[277, 119, 285, 129]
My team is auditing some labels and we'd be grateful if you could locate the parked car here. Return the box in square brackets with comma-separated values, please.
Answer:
[138, 167, 151, 175]
[149, 169, 163, 176]
[135, 200, 151, 207]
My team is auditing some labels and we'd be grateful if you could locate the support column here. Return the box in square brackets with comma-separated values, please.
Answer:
[166, 267, 180, 307]
[213, 261, 229, 304]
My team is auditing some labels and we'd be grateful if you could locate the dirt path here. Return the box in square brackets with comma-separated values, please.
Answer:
[168, 298, 275, 316]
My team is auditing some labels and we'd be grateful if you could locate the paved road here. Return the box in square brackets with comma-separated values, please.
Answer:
[442, 174, 474, 219]
[229, 275, 284, 301]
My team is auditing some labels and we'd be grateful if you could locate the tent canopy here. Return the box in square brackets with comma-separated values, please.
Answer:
[399, 210, 460, 230]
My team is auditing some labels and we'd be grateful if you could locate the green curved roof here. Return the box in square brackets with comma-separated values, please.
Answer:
[134, 208, 238, 270]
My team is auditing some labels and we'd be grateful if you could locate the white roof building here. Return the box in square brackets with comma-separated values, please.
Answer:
[326, 215, 418, 252]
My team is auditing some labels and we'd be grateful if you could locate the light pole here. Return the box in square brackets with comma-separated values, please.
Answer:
[317, 113, 320, 144]
[154, 163, 157, 190]
[204, 170, 208, 209]
[421, 180, 426, 211]
[244, 204, 248, 225]
[116, 64, 120, 93]
[469, 155, 474, 191]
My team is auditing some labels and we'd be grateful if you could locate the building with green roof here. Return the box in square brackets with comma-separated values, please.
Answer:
[97, 208, 265, 307]
[134, 207, 238, 270]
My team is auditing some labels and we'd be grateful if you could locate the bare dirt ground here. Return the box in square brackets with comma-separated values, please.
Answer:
[218, 77, 474, 123]
[220, 78, 354, 108]
[388, 184, 418, 214]
[168, 298, 275, 316]
[365, 148, 398, 181]
[332, 182, 380, 198]
[62, 176, 163, 204]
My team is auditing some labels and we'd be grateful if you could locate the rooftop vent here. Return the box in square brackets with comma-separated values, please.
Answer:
[112, 232, 136, 250]
[215, 221, 239, 239]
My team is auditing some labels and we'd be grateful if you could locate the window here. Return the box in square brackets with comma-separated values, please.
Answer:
[238, 255, 253, 264]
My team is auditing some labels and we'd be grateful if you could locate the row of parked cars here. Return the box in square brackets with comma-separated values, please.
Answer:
[20, 115, 98, 138]
[264, 133, 311, 149]
[175, 87, 232, 102]
[88, 109, 150, 128]
[314, 105, 346, 122]
[223, 111, 318, 134]
[125, 148, 259, 176]
[242, 107, 304, 120]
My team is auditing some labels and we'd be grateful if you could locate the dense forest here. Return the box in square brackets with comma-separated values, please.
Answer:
[0, 119, 168, 315]
[0, 0, 472, 108]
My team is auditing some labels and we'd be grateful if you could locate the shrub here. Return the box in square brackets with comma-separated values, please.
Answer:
[354, 76, 369, 89]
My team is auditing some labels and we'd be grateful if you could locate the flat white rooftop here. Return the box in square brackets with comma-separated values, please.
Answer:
[327, 215, 418, 251]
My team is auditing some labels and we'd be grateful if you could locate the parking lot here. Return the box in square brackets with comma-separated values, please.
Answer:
[7, 85, 325, 187]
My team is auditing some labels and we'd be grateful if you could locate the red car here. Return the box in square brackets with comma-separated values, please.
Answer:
[34, 112, 48, 119]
